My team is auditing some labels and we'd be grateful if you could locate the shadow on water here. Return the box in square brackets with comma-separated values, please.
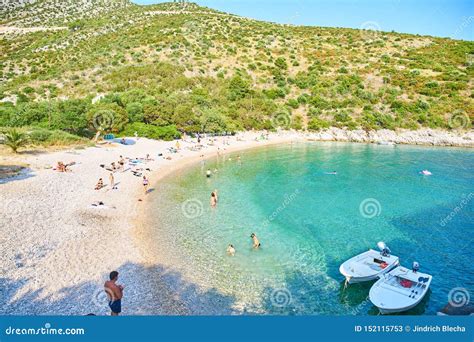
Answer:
[0, 165, 34, 184]
[0, 262, 237, 316]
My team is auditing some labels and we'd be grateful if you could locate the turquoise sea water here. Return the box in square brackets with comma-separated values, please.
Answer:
[148, 142, 473, 315]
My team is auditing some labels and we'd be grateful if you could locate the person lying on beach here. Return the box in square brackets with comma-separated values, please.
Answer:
[143, 176, 149, 195]
[56, 161, 66, 172]
[118, 156, 125, 170]
[250, 233, 261, 249]
[104, 271, 124, 316]
[95, 178, 104, 190]
[210, 192, 217, 207]
[111, 162, 117, 171]
[120, 138, 126, 145]
[227, 244, 236, 256]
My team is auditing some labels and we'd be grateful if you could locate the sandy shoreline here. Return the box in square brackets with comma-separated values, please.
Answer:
[0, 131, 298, 315]
[0, 129, 472, 315]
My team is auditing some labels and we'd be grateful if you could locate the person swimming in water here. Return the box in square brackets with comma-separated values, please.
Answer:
[226, 244, 236, 256]
[206, 169, 212, 178]
[210, 192, 217, 207]
[250, 233, 261, 249]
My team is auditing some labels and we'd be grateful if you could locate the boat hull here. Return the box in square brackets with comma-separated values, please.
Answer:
[339, 250, 399, 284]
[369, 266, 432, 314]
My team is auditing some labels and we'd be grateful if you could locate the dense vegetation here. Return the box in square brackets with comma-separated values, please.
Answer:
[0, 0, 473, 147]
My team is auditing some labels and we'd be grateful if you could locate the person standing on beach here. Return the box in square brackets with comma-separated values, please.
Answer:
[104, 271, 124, 316]
[109, 173, 115, 189]
[143, 176, 149, 195]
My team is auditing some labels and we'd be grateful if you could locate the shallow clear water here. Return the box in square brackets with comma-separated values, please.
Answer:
[148, 142, 473, 315]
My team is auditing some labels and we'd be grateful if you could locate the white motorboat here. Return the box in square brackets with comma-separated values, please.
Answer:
[369, 263, 432, 314]
[339, 242, 399, 284]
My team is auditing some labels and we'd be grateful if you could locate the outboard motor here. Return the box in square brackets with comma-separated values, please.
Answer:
[412, 261, 420, 273]
[377, 241, 391, 257]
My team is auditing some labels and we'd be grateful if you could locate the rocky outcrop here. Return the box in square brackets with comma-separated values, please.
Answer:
[305, 128, 474, 147]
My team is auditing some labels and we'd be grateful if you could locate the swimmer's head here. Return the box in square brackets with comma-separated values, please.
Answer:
[250, 233, 255, 238]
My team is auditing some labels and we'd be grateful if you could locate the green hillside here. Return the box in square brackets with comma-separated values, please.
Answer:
[1, 0, 473, 143]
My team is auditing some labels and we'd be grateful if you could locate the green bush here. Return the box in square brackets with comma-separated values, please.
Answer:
[307, 118, 330, 131]
[29, 128, 52, 142]
[120, 123, 181, 141]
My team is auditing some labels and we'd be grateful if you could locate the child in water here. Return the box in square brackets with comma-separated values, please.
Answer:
[250, 233, 261, 249]
[226, 244, 236, 256]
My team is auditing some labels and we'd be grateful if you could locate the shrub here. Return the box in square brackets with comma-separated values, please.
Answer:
[120, 122, 180, 141]
[29, 128, 52, 142]
[307, 118, 330, 131]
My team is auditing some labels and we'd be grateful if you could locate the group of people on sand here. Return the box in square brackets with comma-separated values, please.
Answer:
[94, 154, 153, 194]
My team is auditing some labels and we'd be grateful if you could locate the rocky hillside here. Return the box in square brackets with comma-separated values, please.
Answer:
[0, 0, 473, 134]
